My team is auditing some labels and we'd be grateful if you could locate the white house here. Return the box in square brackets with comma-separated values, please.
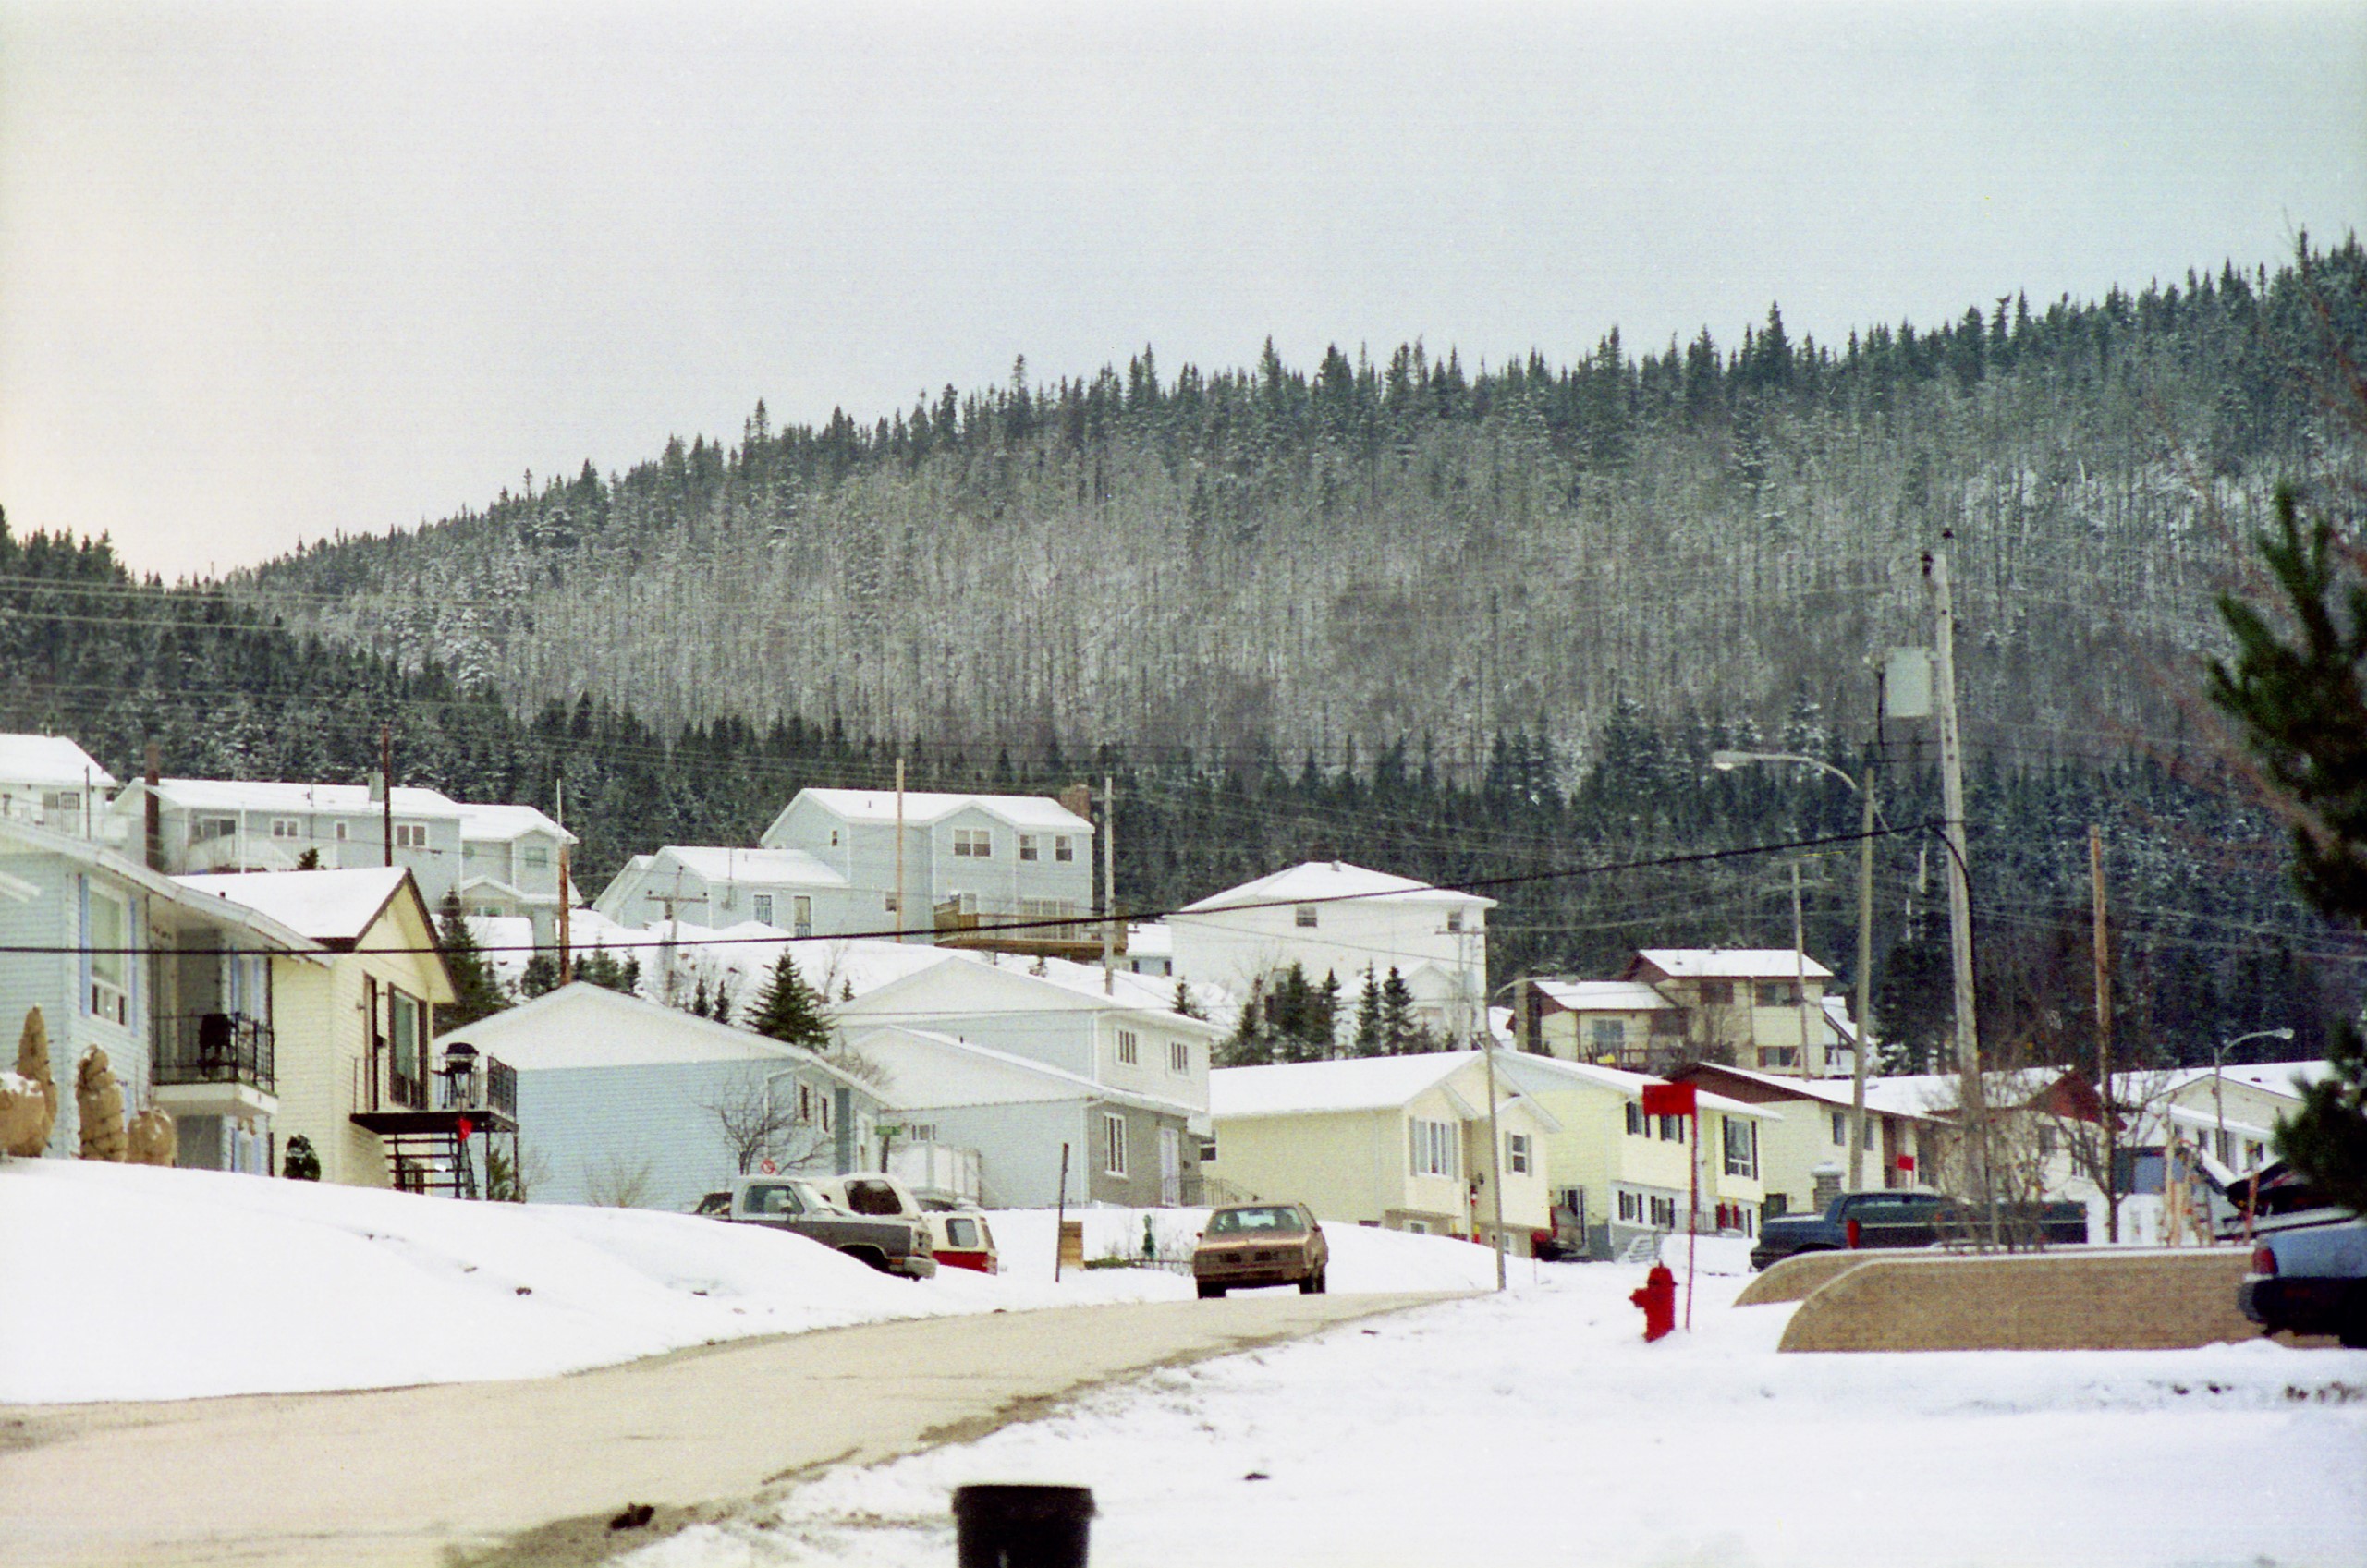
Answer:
[841, 1023, 1203, 1208]
[1169, 862, 1494, 1042]
[449, 802, 576, 943]
[592, 845, 853, 940]
[759, 787, 1101, 961]
[433, 982, 888, 1212]
[0, 734, 116, 837]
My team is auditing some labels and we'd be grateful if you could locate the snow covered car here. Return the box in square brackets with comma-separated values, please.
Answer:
[1193, 1203, 1328, 1297]
[700, 1176, 938, 1280]
[924, 1209, 1000, 1274]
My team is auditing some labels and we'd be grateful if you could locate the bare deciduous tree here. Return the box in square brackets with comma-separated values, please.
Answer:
[699, 1065, 832, 1175]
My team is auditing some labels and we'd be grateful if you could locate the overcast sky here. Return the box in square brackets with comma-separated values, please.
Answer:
[2, 1, 2360, 580]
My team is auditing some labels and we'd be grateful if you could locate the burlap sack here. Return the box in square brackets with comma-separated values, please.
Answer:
[0, 1007, 59, 1158]
[76, 1046, 128, 1161]
[127, 1106, 178, 1166]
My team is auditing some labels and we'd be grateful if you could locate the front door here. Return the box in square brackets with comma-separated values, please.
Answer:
[1159, 1126, 1181, 1206]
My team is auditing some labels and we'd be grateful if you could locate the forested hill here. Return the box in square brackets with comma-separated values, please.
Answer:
[240, 243, 2365, 772]
[0, 509, 2357, 1068]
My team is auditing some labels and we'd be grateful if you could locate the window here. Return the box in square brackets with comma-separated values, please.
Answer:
[521, 845, 549, 868]
[270, 818, 301, 840]
[829, 829, 841, 848]
[1698, 980, 1735, 1006]
[1624, 1102, 1644, 1136]
[394, 822, 428, 850]
[1723, 1116, 1759, 1179]
[1658, 1114, 1686, 1143]
[1294, 905, 1318, 929]
[753, 894, 775, 925]
[1199, 1134, 1217, 1162]
[1651, 1010, 1685, 1037]
[194, 815, 237, 842]
[86, 882, 130, 1025]
[1104, 1112, 1129, 1175]
[1019, 833, 1040, 861]
[1507, 1132, 1531, 1174]
[793, 895, 812, 938]
[1446, 910, 1463, 933]
[1757, 1046, 1800, 1069]
[907, 1122, 937, 1144]
[797, 1083, 814, 1123]
[1055, 836, 1075, 862]
[1618, 1190, 1639, 1222]
[1116, 1028, 1140, 1066]
[1169, 1039, 1190, 1075]
[1409, 1118, 1458, 1179]
[953, 827, 993, 858]
[821, 1092, 834, 1133]
[1590, 1018, 1627, 1054]
[884, 893, 899, 913]
[333, 820, 349, 842]
[1755, 980, 1799, 1007]
[1832, 1112, 1848, 1146]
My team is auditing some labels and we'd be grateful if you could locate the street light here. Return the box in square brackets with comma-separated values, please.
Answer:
[2213, 1027, 2295, 1165]
[1710, 748, 1880, 1190]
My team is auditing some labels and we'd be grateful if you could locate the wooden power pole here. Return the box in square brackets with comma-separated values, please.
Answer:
[2091, 823, 2117, 1242]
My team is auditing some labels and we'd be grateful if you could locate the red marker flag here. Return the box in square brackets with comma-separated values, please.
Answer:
[1640, 1082, 1696, 1118]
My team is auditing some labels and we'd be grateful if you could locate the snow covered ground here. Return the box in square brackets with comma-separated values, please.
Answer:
[625, 1240, 2367, 1568]
[0, 1161, 1502, 1404]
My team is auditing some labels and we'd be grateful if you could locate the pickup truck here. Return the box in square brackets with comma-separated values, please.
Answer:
[2239, 1213, 2367, 1348]
[698, 1174, 937, 1280]
[1750, 1190, 2089, 1271]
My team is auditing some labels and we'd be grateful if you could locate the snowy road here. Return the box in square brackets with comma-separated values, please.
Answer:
[0, 1293, 1452, 1568]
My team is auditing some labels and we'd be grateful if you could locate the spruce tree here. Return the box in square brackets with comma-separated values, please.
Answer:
[749, 951, 831, 1051]
[433, 892, 507, 1030]
[1352, 967, 1384, 1056]
[2210, 484, 2367, 1212]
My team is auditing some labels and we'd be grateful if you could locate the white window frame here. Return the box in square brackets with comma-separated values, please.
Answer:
[1055, 835, 1076, 862]
[1104, 1112, 1129, 1176]
[752, 893, 775, 925]
[953, 827, 993, 858]
[87, 881, 130, 1025]
[1019, 833, 1040, 861]
[393, 821, 428, 850]
[793, 894, 812, 937]
[1408, 1117, 1458, 1179]
[1724, 1116, 1759, 1179]
[1169, 1039, 1190, 1076]
[1507, 1131, 1531, 1174]
[521, 845, 550, 868]
[1116, 1028, 1140, 1066]
[1446, 909, 1463, 933]
[333, 820, 349, 841]
[270, 817, 302, 840]
[1624, 1101, 1644, 1136]
[1294, 904, 1318, 929]
[194, 814, 237, 843]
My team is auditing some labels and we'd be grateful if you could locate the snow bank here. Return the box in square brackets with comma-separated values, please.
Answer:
[0, 1167, 1514, 1403]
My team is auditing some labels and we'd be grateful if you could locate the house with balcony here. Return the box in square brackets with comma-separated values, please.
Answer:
[1513, 978, 1686, 1071]
[1618, 949, 1846, 1076]
[1170, 862, 1493, 1045]
[1666, 1060, 1938, 1217]
[758, 787, 1103, 961]
[177, 867, 483, 1192]
[592, 845, 854, 941]
[0, 815, 318, 1172]
[0, 734, 116, 838]
[1205, 1051, 1557, 1252]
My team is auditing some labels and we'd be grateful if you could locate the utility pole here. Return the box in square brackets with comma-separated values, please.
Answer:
[894, 757, 907, 942]
[1790, 862, 1814, 1080]
[1850, 748, 1877, 1191]
[2090, 824, 2116, 1242]
[1926, 541, 1988, 1221]
[380, 723, 395, 869]
[556, 778, 571, 986]
[1100, 774, 1116, 995]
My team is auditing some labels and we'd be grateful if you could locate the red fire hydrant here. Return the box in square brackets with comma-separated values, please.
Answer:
[1629, 1263, 1677, 1342]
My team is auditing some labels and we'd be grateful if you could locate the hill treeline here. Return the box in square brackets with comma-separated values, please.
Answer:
[239, 241, 2366, 777]
[4, 511, 2357, 1072]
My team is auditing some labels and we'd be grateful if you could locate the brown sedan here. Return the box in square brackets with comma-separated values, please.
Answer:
[1193, 1203, 1329, 1297]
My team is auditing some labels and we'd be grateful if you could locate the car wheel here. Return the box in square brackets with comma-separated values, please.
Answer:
[1312, 1268, 1327, 1295]
[1299, 1273, 1318, 1294]
[2340, 1312, 2367, 1351]
[1198, 1282, 1224, 1299]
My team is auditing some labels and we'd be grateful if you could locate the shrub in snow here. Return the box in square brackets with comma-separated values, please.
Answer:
[0, 1006, 58, 1157]
[127, 1106, 177, 1166]
[283, 1134, 322, 1182]
[74, 1046, 127, 1161]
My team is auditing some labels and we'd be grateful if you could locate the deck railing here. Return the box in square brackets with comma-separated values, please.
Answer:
[152, 1013, 275, 1094]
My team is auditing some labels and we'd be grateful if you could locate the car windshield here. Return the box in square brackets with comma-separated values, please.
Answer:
[742, 1184, 803, 1216]
[1208, 1206, 1306, 1235]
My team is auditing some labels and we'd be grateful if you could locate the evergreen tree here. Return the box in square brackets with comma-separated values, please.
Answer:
[282, 1134, 321, 1181]
[749, 951, 831, 1051]
[1379, 967, 1419, 1054]
[433, 892, 507, 1030]
[1352, 967, 1385, 1056]
[2209, 484, 2367, 1212]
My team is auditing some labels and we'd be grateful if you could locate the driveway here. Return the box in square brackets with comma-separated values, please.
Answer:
[0, 1292, 1454, 1568]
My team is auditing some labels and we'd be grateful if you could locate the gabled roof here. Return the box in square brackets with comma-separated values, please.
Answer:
[843, 1024, 1198, 1117]
[1178, 860, 1495, 914]
[454, 802, 576, 845]
[1629, 948, 1835, 981]
[1531, 978, 1675, 1013]
[1212, 1051, 1551, 1124]
[0, 735, 116, 790]
[789, 788, 1093, 832]
[0, 816, 322, 956]
[123, 778, 466, 820]
[835, 941, 1227, 1035]
[1495, 1051, 1773, 1119]
[176, 866, 415, 948]
[435, 982, 878, 1095]
[658, 845, 848, 889]
[2122, 1061, 2332, 1100]
[1667, 1061, 1932, 1121]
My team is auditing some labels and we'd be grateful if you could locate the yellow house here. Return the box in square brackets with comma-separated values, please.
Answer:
[1208, 1051, 1558, 1254]
[1494, 1051, 1775, 1258]
[1669, 1061, 1941, 1217]
[178, 868, 465, 1189]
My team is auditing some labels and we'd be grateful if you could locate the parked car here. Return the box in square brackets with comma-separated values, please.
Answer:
[811, 1173, 929, 1222]
[924, 1209, 1000, 1274]
[1749, 1190, 2088, 1270]
[2240, 1218, 2367, 1346]
[699, 1174, 937, 1280]
[1193, 1203, 1329, 1297]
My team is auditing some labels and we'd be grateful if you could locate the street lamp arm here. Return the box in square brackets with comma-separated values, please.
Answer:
[1711, 749, 1860, 795]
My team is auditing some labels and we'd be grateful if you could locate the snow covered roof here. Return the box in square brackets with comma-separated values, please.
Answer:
[1495, 1051, 1773, 1119]
[832, 940, 1224, 1031]
[454, 802, 575, 845]
[844, 1025, 1199, 1117]
[792, 788, 1094, 831]
[660, 845, 848, 889]
[1127, 921, 1173, 956]
[1670, 1061, 1933, 1120]
[1178, 860, 1495, 914]
[2122, 1060, 2332, 1100]
[1531, 979, 1674, 1013]
[433, 981, 878, 1085]
[0, 735, 116, 790]
[1630, 948, 1835, 981]
[0, 815, 323, 954]
[177, 867, 414, 945]
[1213, 1051, 1494, 1118]
[129, 778, 463, 819]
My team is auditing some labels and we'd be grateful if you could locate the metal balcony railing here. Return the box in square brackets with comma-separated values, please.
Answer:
[433, 1055, 519, 1120]
[153, 1013, 275, 1093]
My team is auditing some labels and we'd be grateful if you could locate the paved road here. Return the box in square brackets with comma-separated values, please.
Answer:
[0, 1293, 1455, 1568]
